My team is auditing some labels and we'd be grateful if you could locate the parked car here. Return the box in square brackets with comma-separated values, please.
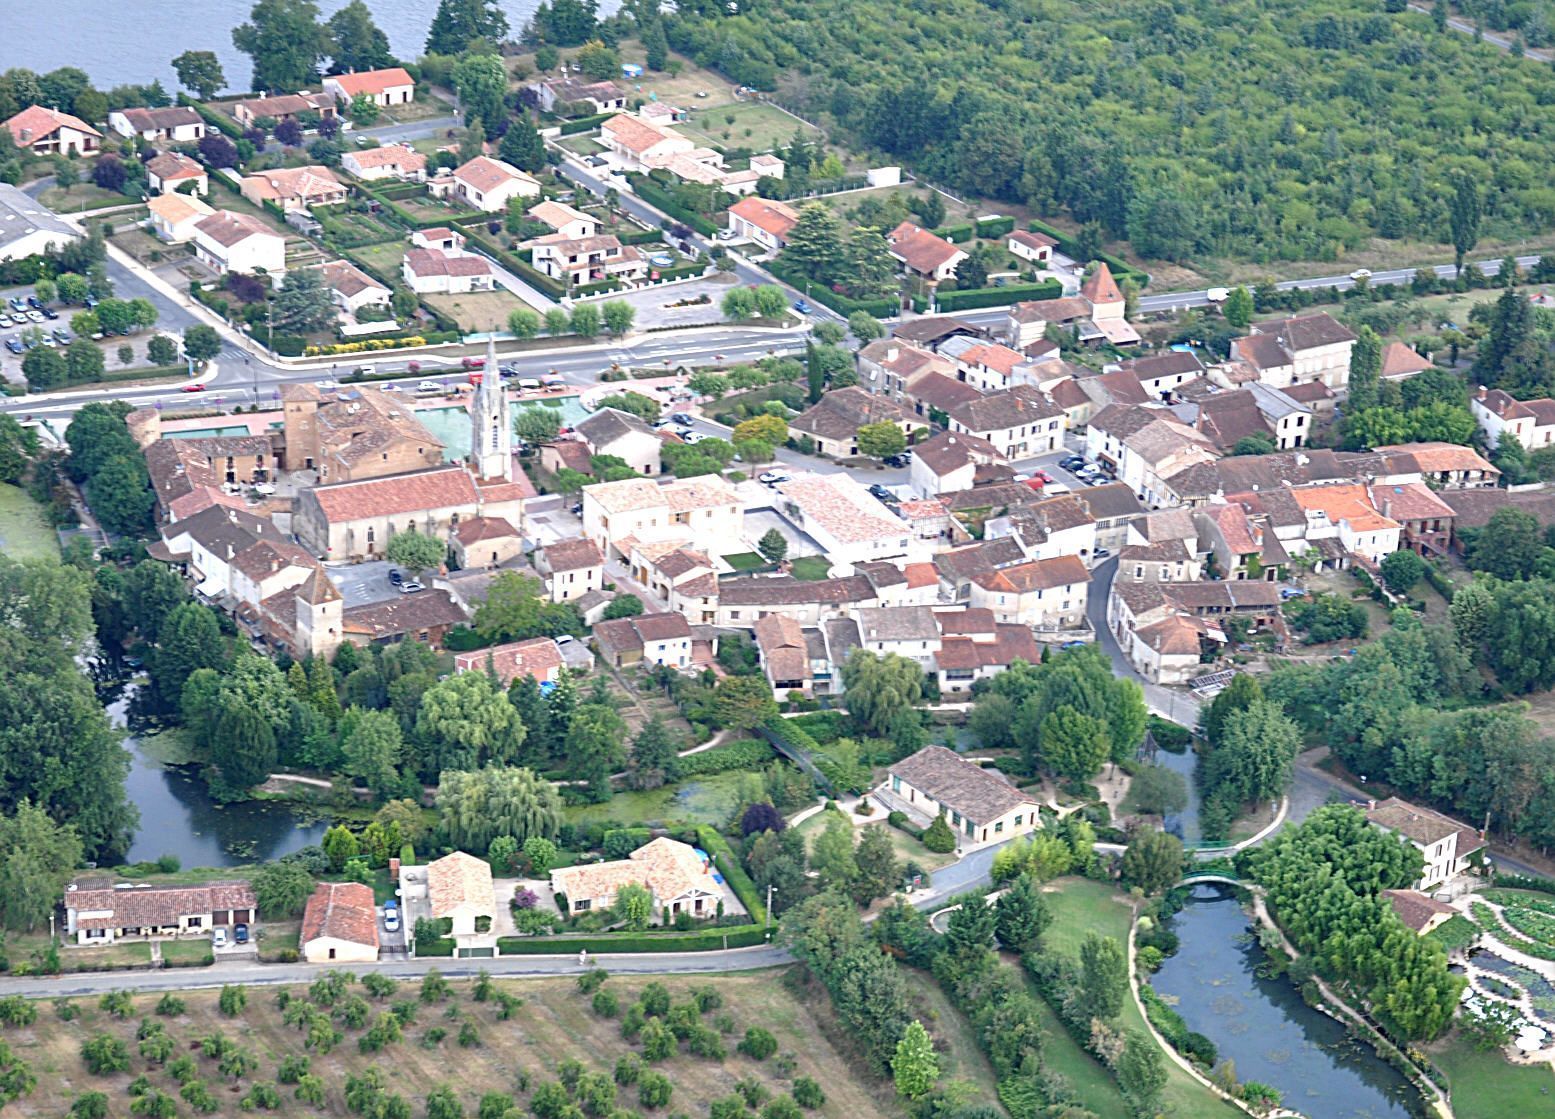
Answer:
[24, 310, 43, 323]
[758, 471, 788, 485]
[1093, 547, 1111, 558]
[681, 431, 707, 445]
[399, 580, 424, 594]
[387, 568, 404, 585]
[868, 484, 898, 502]
[3, 338, 23, 355]
[253, 482, 276, 496]
[26, 295, 42, 309]
[212, 928, 228, 949]
[1059, 640, 1089, 651]
[52, 329, 70, 344]
[1034, 469, 1054, 484]
[383, 905, 400, 933]
[1059, 455, 1086, 472]
[883, 453, 910, 468]
[416, 380, 441, 393]
[7, 297, 25, 313]
[84, 295, 98, 309]
[233, 923, 249, 945]
[40, 306, 58, 320]
[670, 412, 694, 426]
[556, 634, 575, 646]
[1280, 586, 1307, 601]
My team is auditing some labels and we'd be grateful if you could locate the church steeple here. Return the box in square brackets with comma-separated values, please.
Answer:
[471, 334, 511, 481]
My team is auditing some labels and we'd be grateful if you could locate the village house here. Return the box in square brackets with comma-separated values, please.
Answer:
[64, 879, 256, 945]
[528, 76, 628, 115]
[968, 554, 1091, 632]
[145, 151, 208, 196]
[1381, 889, 1458, 936]
[301, 882, 379, 964]
[988, 492, 1100, 563]
[453, 637, 565, 687]
[593, 611, 696, 669]
[1229, 312, 1357, 390]
[192, 211, 286, 277]
[412, 226, 465, 252]
[1005, 262, 1137, 348]
[1190, 503, 1277, 582]
[942, 339, 1040, 394]
[601, 112, 696, 169]
[147, 191, 216, 243]
[324, 67, 415, 107]
[1113, 351, 1205, 401]
[339, 590, 468, 650]
[576, 408, 661, 475]
[581, 474, 742, 562]
[1085, 404, 1219, 507]
[755, 612, 823, 697]
[1471, 386, 1555, 450]
[279, 383, 443, 482]
[857, 338, 958, 400]
[1108, 578, 1281, 683]
[341, 144, 428, 182]
[0, 183, 82, 261]
[448, 514, 522, 569]
[402, 245, 494, 294]
[1369, 481, 1456, 557]
[530, 232, 647, 285]
[789, 385, 917, 459]
[232, 91, 337, 128]
[946, 385, 1065, 458]
[772, 472, 917, 571]
[422, 852, 495, 956]
[321, 259, 391, 315]
[535, 537, 606, 603]
[853, 605, 943, 669]
[1381, 342, 1434, 382]
[437, 156, 539, 212]
[240, 165, 348, 212]
[909, 430, 1008, 498]
[933, 613, 1044, 695]
[887, 221, 967, 282]
[880, 745, 1044, 851]
[1007, 229, 1057, 266]
[528, 199, 600, 239]
[551, 837, 726, 920]
[725, 195, 800, 253]
[4, 104, 101, 155]
[1289, 483, 1401, 564]
[1365, 798, 1486, 893]
[715, 573, 880, 628]
[108, 106, 205, 143]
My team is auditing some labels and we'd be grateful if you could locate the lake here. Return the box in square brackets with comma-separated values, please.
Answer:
[1151, 885, 1421, 1119]
[105, 681, 330, 868]
[2, 0, 617, 93]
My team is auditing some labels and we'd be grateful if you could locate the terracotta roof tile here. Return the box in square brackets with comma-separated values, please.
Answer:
[301, 882, 379, 949]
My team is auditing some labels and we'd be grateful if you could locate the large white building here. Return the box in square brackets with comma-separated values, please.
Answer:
[0, 183, 83, 262]
[581, 474, 742, 562]
[192, 211, 286, 278]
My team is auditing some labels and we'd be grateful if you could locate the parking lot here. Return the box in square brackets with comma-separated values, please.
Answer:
[579, 274, 736, 330]
[0, 285, 69, 379]
[327, 559, 406, 608]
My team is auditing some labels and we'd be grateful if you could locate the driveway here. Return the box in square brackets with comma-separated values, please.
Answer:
[588, 276, 739, 329]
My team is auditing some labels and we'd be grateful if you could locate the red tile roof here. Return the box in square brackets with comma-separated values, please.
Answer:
[301, 882, 379, 949]
[308, 466, 480, 522]
[329, 68, 415, 98]
[887, 222, 965, 275]
[5, 104, 101, 145]
[1080, 262, 1122, 306]
[728, 195, 800, 239]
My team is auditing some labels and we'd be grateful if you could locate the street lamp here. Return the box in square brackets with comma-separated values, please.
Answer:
[765, 885, 776, 936]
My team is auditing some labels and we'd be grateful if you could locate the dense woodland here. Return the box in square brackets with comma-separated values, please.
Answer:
[668, 0, 1555, 262]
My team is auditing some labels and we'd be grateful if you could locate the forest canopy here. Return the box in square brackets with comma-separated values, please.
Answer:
[668, 0, 1555, 263]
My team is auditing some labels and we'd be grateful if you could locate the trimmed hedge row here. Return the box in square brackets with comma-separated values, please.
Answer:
[674, 738, 777, 778]
[560, 111, 620, 136]
[177, 94, 243, 139]
[1026, 218, 1149, 287]
[696, 825, 766, 926]
[496, 923, 767, 954]
[976, 215, 1017, 238]
[628, 175, 720, 237]
[414, 937, 456, 957]
[935, 222, 975, 243]
[758, 714, 836, 796]
[462, 229, 568, 299]
[37, 364, 188, 393]
[619, 227, 664, 246]
[937, 279, 1063, 312]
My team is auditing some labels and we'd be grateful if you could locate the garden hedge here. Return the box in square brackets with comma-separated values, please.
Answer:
[559, 111, 620, 136]
[935, 222, 975, 243]
[975, 215, 1017, 238]
[1025, 218, 1149, 287]
[177, 94, 243, 139]
[936, 279, 1063, 312]
[462, 229, 569, 298]
[673, 738, 777, 778]
[696, 826, 766, 926]
[762, 257, 896, 320]
[496, 923, 767, 955]
[627, 175, 720, 237]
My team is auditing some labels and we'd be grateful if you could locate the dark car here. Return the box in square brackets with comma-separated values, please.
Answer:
[233, 923, 249, 945]
[868, 484, 898, 502]
[670, 412, 694, 426]
[570, 501, 583, 516]
[883, 453, 910, 468]
[387, 568, 403, 585]
[41, 306, 58, 320]
[1059, 455, 1086, 472]
[27, 295, 42, 309]
[3, 338, 23, 355]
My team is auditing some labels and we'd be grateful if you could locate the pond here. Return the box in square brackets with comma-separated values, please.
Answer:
[104, 679, 330, 868]
[1151, 884, 1421, 1119]
[1150, 736, 1204, 846]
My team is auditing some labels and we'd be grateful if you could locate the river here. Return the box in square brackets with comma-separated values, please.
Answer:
[1150, 885, 1420, 1119]
[1148, 734, 1203, 846]
[104, 681, 329, 868]
[3, 0, 618, 93]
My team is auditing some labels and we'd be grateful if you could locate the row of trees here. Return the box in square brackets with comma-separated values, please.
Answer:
[1242, 806, 1463, 1041]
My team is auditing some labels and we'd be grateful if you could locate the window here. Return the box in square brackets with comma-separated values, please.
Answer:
[1014, 814, 1023, 826]
[575, 899, 591, 911]
[892, 775, 901, 793]
[994, 821, 1004, 834]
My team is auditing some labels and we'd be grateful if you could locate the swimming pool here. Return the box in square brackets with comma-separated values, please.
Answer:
[416, 396, 590, 458]
[167, 425, 254, 440]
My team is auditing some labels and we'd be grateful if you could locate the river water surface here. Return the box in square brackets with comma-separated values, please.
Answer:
[1150, 885, 1420, 1119]
[4, 0, 619, 93]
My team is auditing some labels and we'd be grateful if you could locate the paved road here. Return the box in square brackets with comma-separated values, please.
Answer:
[1085, 555, 1204, 726]
[0, 944, 793, 998]
[1406, 3, 1548, 60]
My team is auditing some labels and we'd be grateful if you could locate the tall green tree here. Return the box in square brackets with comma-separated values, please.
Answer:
[993, 873, 1052, 953]
[0, 800, 84, 931]
[270, 268, 336, 334]
[838, 651, 925, 747]
[891, 1021, 939, 1101]
[152, 603, 229, 709]
[1078, 933, 1128, 1021]
[1347, 325, 1383, 413]
[451, 53, 507, 133]
[1222, 285, 1254, 329]
[426, 0, 509, 54]
[340, 708, 403, 799]
[172, 51, 226, 99]
[434, 766, 563, 853]
[498, 114, 545, 173]
[326, 0, 394, 73]
[810, 812, 858, 893]
[1119, 828, 1183, 895]
[415, 671, 527, 776]
[1448, 171, 1481, 276]
[780, 203, 847, 285]
[232, 0, 330, 91]
[211, 700, 279, 790]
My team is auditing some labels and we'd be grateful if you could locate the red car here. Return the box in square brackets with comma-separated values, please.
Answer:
[182, 383, 206, 392]
[1034, 469, 1054, 484]
[462, 356, 485, 370]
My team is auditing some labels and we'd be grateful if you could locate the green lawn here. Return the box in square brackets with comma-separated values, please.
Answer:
[722, 551, 767, 571]
[899, 968, 1002, 1103]
[159, 938, 215, 965]
[790, 556, 831, 581]
[1434, 1033, 1555, 1119]
[1041, 877, 1243, 1119]
[678, 100, 817, 154]
[348, 239, 412, 281]
[563, 770, 749, 827]
[1024, 970, 1131, 1118]
[0, 483, 58, 561]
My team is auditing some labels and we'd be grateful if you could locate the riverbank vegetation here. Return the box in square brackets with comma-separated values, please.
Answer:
[0, 969, 894, 1118]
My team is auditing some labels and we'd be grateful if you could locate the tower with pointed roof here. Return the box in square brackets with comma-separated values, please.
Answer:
[471, 335, 511, 481]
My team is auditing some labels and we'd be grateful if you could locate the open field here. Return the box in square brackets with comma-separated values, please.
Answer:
[562, 769, 748, 827]
[423, 290, 526, 332]
[677, 100, 813, 154]
[1, 969, 896, 1118]
[1432, 1033, 1555, 1119]
[375, 89, 456, 125]
[1041, 877, 1243, 1119]
[346, 240, 408, 280]
[39, 182, 131, 213]
[0, 483, 58, 562]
